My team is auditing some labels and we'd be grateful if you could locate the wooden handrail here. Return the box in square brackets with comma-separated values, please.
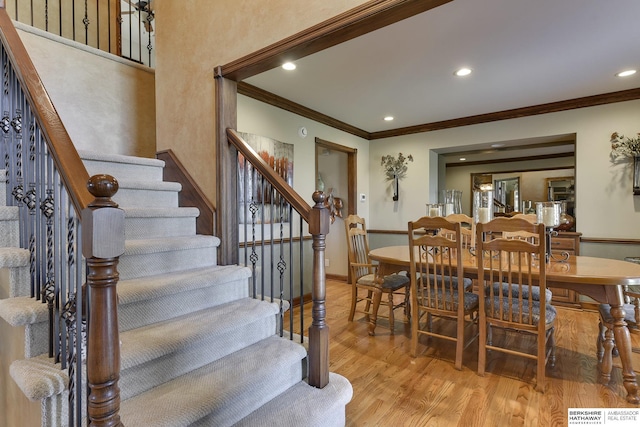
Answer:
[227, 128, 329, 388]
[1, 8, 124, 425]
[156, 149, 216, 235]
[0, 7, 92, 212]
[227, 128, 312, 222]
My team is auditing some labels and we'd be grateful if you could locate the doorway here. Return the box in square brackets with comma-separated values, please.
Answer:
[315, 138, 357, 280]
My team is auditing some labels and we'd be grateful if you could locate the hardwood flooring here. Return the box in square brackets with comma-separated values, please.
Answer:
[293, 279, 640, 426]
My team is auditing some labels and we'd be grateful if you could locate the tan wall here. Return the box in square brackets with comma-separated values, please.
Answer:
[154, 0, 368, 206]
[16, 23, 156, 157]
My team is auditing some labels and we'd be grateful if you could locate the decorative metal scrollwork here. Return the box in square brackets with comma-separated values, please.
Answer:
[40, 192, 55, 218]
[11, 112, 22, 134]
[11, 184, 24, 203]
[277, 258, 286, 275]
[29, 122, 36, 161]
[67, 218, 76, 266]
[25, 187, 37, 212]
[2, 64, 8, 96]
[0, 114, 10, 133]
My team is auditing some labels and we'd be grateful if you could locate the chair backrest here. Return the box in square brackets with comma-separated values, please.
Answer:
[442, 213, 475, 248]
[511, 213, 538, 224]
[476, 217, 547, 328]
[502, 229, 540, 244]
[408, 216, 465, 314]
[345, 214, 373, 282]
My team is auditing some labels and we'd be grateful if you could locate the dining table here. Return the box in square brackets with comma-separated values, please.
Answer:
[369, 245, 640, 404]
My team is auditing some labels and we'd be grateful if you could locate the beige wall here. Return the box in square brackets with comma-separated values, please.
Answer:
[154, 0, 368, 205]
[368, 99, 640, 249]
[238, 95, 369, 277]
[155, 0, 640, 259]
[17, 23, 156, 157]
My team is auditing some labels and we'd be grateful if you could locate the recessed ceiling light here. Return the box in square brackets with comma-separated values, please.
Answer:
[616, 69, 637, 77]
[459, 157, 466, 161]
[384, 116, 394, 121]
[282, 62, 296, 71]
[455, 68, 472, 77]
[491, 143, 505, 148]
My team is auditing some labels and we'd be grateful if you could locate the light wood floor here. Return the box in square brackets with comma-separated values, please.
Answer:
[294, 279, 640, 426]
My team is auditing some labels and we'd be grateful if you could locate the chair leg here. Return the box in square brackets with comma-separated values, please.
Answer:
[404, 284, 411, 322]
[487, 323, 493, 347]
[599, 326, 615, 384]
[411, 284, 419, 357]
[478, 317, 487, 376]
[364, 290, 373, 317]
[455, 312, 464, 371]
[348, 284, 358, 322]
[388, 291, 395, 334]
[549, 327, 556, 367]
[596, 320, 605, 363]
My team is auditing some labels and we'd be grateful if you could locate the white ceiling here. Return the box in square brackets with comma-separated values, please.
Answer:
[245, 0, 640, 142]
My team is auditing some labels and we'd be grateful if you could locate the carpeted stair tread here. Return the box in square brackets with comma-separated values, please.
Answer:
[0, 296, 49, 326]
[121, 207, 200, 238]
[80, 150, 165, 182]
[78, 150, 165, 168]
[119, 336, 306, 427]
[117, 265, 251, 305]
[0, 205, 19, 219]
[0, 207, 20, 247]
[115, 178, 182, 192]
[10, 355, 68, 401]
[0, 247, 30, 268]
[232, 373, 353, 427]
[120, 298, 278, 370]
[117, 265, 251, 331]
[123, 206, 200, 218]
[118, 235, 220, 280]
[123, 234, 220, 256]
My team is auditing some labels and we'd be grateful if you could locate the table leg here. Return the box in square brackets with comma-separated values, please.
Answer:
[368, 288, 382, 336]
[610, 304, 640, 404]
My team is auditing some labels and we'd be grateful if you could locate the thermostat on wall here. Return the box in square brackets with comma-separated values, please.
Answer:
[298, 126, 308, 138]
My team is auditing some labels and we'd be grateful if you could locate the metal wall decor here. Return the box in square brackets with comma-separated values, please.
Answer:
[381, 152, 413, 201]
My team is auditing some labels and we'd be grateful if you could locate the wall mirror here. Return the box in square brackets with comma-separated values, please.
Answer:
[494, 177, 520, 213]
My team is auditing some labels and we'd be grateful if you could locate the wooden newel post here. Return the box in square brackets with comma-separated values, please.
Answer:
[82, 175, 125, 427]
[308, 191, 330, 388]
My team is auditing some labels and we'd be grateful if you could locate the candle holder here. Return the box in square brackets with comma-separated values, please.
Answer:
[426, 203, 444, 217]
[536, 201, 569, 263]
[441, 190, 462, 216]
[473, 188, 493, 224]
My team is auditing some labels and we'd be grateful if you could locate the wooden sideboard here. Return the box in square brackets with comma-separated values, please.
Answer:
[549, 231, 582, 307]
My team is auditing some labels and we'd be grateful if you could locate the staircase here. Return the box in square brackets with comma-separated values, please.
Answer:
[0, 151, 352, 426]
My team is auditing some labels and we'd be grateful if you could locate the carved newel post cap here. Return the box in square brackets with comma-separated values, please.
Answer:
[312, 191, 326, 206]
[310, 191, 330, 235]
[82, 174, 125, 259]
[87, 174, 119, 208]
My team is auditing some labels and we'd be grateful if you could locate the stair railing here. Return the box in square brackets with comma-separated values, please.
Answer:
[0, 6, 124, 426]
[226, 128, 330, 388]
[4, 0, 155, 67]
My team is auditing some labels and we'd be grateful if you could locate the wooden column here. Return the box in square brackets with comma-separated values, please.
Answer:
[82, 175, 125, 427]
[214, 70, 239, 265]
[308, 191, 330, 388]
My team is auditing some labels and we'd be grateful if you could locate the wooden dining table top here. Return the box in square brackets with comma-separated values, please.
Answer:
[369, 245, 640, 288]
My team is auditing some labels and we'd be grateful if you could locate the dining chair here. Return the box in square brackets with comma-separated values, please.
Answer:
[442, 213, 476, 249]
[476, 217, 556, 391]
[408, 216, 479, 370]
[596, 284, 640, 381]
[344, 214, 410, 334]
